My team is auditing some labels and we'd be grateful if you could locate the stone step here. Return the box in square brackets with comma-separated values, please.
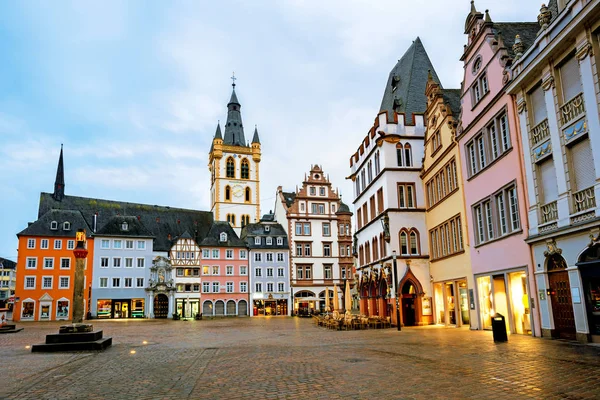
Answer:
[45, 330, 104, 344]
[31, 337, 112, 352]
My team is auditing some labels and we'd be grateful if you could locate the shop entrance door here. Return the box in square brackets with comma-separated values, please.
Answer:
[446, 283, 456, 325]
[153, 294, 169, 319]
[402, 296, 416, 326]
[548, 270, 576, 339]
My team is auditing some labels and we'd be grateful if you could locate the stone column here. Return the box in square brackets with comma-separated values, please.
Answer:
[72, 229, 89, 324]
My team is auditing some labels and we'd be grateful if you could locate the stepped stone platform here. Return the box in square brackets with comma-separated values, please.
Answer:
[0, 324, 23, 334]
[31, 323, 112, 352]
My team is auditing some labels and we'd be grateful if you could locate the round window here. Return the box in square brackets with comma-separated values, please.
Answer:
[472, 56, 482, 74]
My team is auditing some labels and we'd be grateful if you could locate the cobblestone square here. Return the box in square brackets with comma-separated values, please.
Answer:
[1, 318, 600, 399]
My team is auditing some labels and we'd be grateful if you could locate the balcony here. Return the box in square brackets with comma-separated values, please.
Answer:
[572, 186, 596, 213]
[531, 118, 550, 146]
[560, 92, 585, 126]
[540, 201, 558, 224]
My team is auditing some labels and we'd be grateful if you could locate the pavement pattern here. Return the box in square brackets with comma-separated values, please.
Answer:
[1, 318, 600, 400]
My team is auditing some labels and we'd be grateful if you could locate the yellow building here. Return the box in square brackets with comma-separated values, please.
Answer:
[421, 74, 476, 328]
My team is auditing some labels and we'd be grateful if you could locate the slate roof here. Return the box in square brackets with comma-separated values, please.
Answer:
[548, 0, 559, 23]
[199, 221, 246, 247]
[240, 222, 289, 250]
[252, 126, 260, 144]
[18, 209, 92, 238]
[261, 213, 275, 222]
[38, 193, 213, 252]
[441, 89, 462, 116]
[336, 201, 352, 214]
[380, 37, 441, 125]
[281, 192, 296, 208]
[0, 257, 16, 270]
[95, 215, 154, 238]
[493, 23, 540, 59]
[223, 88, 248, 147]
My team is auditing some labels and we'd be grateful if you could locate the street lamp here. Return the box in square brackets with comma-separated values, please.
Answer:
[392, 250, 401, 331]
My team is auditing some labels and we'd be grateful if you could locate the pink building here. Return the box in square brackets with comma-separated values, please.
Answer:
[457, 3, 540, 336]
[199, 222, 250, 317]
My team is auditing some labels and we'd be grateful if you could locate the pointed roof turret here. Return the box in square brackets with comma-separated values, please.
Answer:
[223, 75, 247, 147]
[380, 37, 441, 125]
[214, 122, 223, 140]
[52, 145, 65, 202]
[252, 125, 260, 144]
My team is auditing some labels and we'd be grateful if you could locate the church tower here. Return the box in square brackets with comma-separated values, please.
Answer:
[209, 79, 261, 235]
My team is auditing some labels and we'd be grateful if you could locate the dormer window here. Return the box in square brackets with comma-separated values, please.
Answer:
[277, 237, 283, 246]
[50, 221, 58, 230]
[254, 237, 261, 245]
[121, 222, 129, 231]
[220, 232, 228, 242]
[63, 222, 71, 231]
[266, 237, 273, 245]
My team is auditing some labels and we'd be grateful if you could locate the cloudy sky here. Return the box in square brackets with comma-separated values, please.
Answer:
[0, 1, 538, 261]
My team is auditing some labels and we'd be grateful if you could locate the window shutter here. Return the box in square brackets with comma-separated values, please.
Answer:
[570, 138, 596, 191]
[560, 56, 582, 102]
[539, 157, 558, 203]
[530, 86, 547, 125]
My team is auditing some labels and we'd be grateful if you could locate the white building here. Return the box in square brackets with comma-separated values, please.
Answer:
[274, 165, 353, 316]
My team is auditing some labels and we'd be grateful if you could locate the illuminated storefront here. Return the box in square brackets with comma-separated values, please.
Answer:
[476, 269, 531, 335]
[175, 298, 199, 318]
[433, 279, 470, 327]
[96, 298, 145, 319]
[253, 299, 288, 316]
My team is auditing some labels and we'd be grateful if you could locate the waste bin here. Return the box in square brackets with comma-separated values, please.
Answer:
[491, 313, 508, 342]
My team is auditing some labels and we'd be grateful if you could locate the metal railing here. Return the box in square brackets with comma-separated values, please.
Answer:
[540, 201, 558, 224]
[573, 186, 596, 213]
[560, 92, 585, 126]
[531, 118, 550, 146]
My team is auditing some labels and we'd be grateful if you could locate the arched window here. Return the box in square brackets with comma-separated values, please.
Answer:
[399, 230, 409, 255]
[244, 187, 251, 203]
[365, 242, 371, 263]
[359, 245, 364, 266]
[396, 144, 403, 166]
[409, 229, 420, 255]
[241, 159, 249, 179]
[226, 157, 235, 178]
[375, 151, 380, 174]
[241, 215, 250, 227]
[404, 144, 412, 167]
[380, 232, 386, 257]
[225, 185, 231, 201]
[227, 214, 236, 226]
[373, 237, 379, 261]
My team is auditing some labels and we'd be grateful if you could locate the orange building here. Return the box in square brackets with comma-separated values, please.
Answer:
[13, 210, 94, 322]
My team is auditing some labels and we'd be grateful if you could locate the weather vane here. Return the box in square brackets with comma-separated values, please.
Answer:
[231, 72, 236, 88]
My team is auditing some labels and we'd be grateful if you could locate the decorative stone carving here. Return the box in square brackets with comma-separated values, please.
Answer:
[576, 41, 593, 62]
[543, 238, 562, 257]
[541, 74, 555, 91]
[513, 35, 524, 60]
[502, 69, 510, 85]
[588, 228, 600, 247]
[538, 4, 552, 31]
[517, 98, 527, 114]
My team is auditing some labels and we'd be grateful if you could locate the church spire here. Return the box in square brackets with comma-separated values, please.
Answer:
[53, 144, 65, 202]
[223, 74, 246, 147]
[252, 125, 260, 144]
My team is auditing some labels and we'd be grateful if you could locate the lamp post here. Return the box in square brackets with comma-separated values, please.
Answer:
[392, 250, 401, 331]
[72, 229, 88, 324]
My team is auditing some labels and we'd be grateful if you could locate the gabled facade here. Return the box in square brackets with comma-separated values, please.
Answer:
[349, 38, 435, 327]
[170, 231, 201, 318]
[458, 3, 539, 335]
[209, 83, 261, 235]
[91, 216, 155, 319]
[198, 222, 250, 317]
[506, 0, 600, 342]
[14, 209, 94, 322]
[274, 165, 352, 316]
[241, 220, 291, 316]
[0, 258, 17, 307]
[422, 73, 476, 328]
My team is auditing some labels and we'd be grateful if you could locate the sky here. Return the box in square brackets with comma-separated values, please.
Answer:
[0, 1, 538, 262]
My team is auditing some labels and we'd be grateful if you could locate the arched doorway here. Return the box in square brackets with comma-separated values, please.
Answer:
[153, 294, 169, 319]
[227, 300, 236, 316]
[547, 253, 576, 339]
[202, 300, 213, 316]
[369, 281, 378, 316]
[401, 281, 417, 326]
[577, 243, 600, 337]
[238, 300, 248, 316]
[215, 300, 225, 316]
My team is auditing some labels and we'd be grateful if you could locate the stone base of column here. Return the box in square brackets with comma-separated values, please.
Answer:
[31, 324, 112, 352]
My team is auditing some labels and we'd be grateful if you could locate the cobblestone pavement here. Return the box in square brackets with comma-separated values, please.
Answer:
[1, 318, 600, 400]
